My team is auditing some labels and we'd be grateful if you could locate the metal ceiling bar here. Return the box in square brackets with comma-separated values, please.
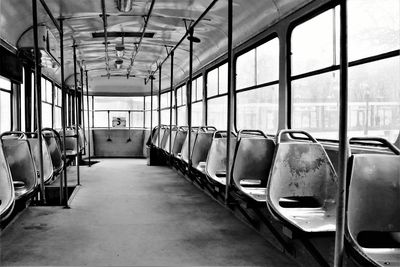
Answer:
[73, 44, 81, 186]
[169, 51, 174, 162]
[146, 0, 219, 82]
[334, 1, 349, 266]
[32, 0, 47, 205]
[85, 70, 91, 167]
[101, 0, 110, 75]
[225, 0, 233, 204]
[39, 0, 61, 33]
[127, 0, 156, 77]
[59, 18, 69, 208]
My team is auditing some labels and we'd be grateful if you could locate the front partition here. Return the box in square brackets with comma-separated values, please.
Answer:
[92, 128, 146, 158]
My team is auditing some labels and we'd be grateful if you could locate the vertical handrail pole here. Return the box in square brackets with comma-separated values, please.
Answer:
[187, 28, 194, 170]
[32, 0, 46, 204]
[158, 65, 162, 148]
[169, 51, 174, 161]
[59, 18, 69, 208]
[85, 70, 91, 167]
[334, 1, 349, 266]
[73, 44, 80, 186]
[225, 0, 234, 204]
[150, 77, 154, 134]
[80, 67, 86, 157]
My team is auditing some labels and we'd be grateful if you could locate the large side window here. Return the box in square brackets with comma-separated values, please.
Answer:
[191, 76, 203, 126]
[54, 85, 62, 129]
[291, 8, 340, 140]
[0, 76, 12, 133]
[206, 63, 227, 129]
[20, 68, 26, 131]
[176, 85, 187, 126]
[236, 37, 279, 134]
[347, 0, 400, 142]
[160, 91, 172, 125]
[41, 77, 53, 128]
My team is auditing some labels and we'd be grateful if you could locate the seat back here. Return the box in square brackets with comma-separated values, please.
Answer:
[159, 127, 170, 150]
[150, 126, 160, 146]
[347, 154, 400, 249]
[0, 144, 14, 221]
[180, 128, 199, 163]
[42, 128, 63, 174]
[172, 127, 188, 157]
[28, 135, 54, 184]
[59, 127, 79, 155]
[163, 126, 177, 153]
[191, 130, 215, 168]
[154, 126, 166, 148]
[267, 130, 337, 212]
[205, 133, 237, 184]
[231, 132, 275, 189]
[1, 132, 38, 199]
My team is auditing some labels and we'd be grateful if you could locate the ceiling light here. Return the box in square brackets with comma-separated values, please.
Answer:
[116, 43, 125, 58]
[117, 0, 133, 12]
[115, 59, 123, 69]
[187, 35, 201, 43]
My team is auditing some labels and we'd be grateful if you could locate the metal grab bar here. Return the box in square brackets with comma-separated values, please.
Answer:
[276, 129, 318, 144]
[237, 129, 267, 139]
[349, 136, 400, 155]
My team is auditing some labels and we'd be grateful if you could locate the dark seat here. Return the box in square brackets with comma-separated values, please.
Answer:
[267, 130, 337, 233]
[42, 128, 64, 176]
[1, 132, 38, 200]
[0, 144, 15, 222]
[191, 127, 216, 173]
[172, 126, 188, 157]
[231, 130, 275, 202]
[28, 134, 54, 184]
[346, 137, 400, 267]
[205, 131, 237, 185]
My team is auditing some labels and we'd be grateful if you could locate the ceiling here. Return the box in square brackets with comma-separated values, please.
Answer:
[0, 0, 313, 95]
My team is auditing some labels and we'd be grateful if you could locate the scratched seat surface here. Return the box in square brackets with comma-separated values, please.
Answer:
[347, 154, 400, 267]
[0, 144, 14, 222]
[205, 132, 236, 186]
[267, 130, 337, 233]
[231, 131, 275, 202]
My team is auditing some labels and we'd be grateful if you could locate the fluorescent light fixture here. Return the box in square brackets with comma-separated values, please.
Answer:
[117, 0, 133, 12]
[115, 59, 123, 69]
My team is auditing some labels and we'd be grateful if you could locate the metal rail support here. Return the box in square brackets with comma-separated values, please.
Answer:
[32, 0, 46, 204]
[150, 77, 154, 132]
[225, 0, 234, 204]
[187, 28, 194, 170]
[169, 51, 174, 163]
[80, 67, 86, 157]
[73, 44, 81, 186]
[85, 70, 91, 167]
[59, 18, 69, 208]
[158, 65, 162, 148]
[334, 1, 349, 266]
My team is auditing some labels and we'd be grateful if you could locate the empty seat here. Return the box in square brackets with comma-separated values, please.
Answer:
[179, 127, 200, 164]
[346, 137, 400, 267]
[172, 126, 188, 157]
[163, 126, 178, 154]
[267, 130, 337, 233]
[0, 144, 15, 222]
[191, 127, 216, 173]
[205, 131, 237, 186]
[159, 126, 170, 150]
[28, 134, 54, 184]
[153, 125, 167, 148]
[231, 130, 275, 202]
[59, 127, 80, 157]
[1, 132, 38, 200]
[42, 128, 64, 175]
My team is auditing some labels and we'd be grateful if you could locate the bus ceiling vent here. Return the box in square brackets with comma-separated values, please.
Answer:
[116, 0, 134, 13]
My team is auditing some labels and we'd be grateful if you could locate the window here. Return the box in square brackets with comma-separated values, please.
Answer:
[176, 85, 187, 126]
[54, 86, 62, 129]
[20, 68, 25, 131]
[160, 91, 174, 125]
[191, 102, 202, 126]
[191, 76, 203, 102]
[291, 8, 340, 139]
[0, 76, 12, 133]
[41, 77, 53, 128]
[347, 0, 400, 142]
[206, 63, 228, 129]
[236, 37, 279, 134]
[93, 97, 145, 128]
[191, 76, 203, 126]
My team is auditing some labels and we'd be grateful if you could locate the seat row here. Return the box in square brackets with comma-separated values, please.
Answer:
[148, 125, 400, 267]
[0, 127, 85, 223]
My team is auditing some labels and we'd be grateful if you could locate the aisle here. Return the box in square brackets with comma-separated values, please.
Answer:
[0, 159, 297, 266]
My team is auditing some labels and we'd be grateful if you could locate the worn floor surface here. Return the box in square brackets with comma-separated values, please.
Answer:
[0, 159, 297, 266]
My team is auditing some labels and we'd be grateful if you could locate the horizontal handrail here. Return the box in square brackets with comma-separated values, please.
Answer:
[349, 137, 400, 155]
[237, 129, 267, 139]
[277, 129, 318, 144]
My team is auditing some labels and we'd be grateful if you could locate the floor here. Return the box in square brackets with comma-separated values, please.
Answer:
[1, 159, 297, 266]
